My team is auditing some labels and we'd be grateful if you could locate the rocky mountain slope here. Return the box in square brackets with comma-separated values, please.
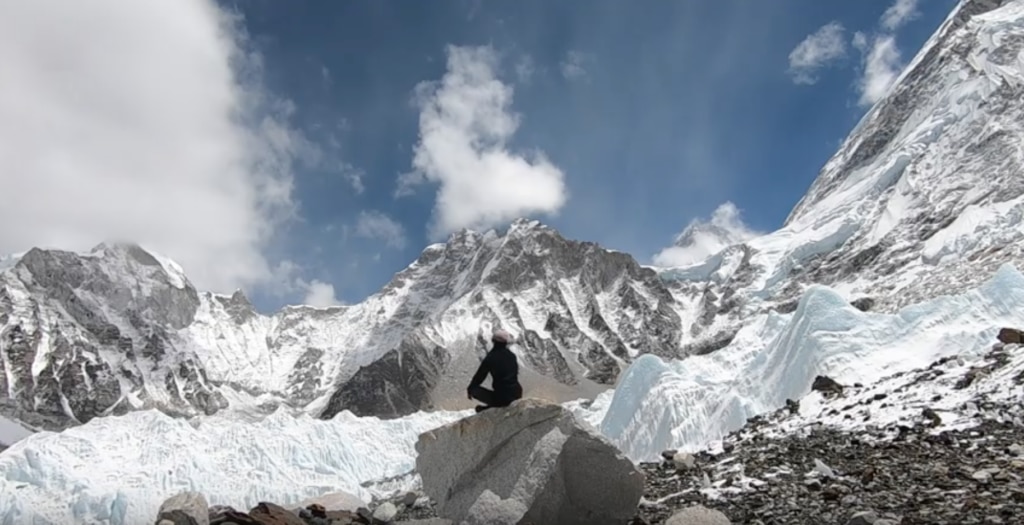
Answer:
[2, 0, 1023, 434]
[0, 221, 686, 429]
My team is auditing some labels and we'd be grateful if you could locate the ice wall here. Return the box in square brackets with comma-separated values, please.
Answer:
[599, 263, 1024, 461]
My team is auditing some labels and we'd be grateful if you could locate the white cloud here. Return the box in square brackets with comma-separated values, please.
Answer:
[342, 163, 366, 195]
[321, 65, 332, 87]
[852, 31, 869, 52]
[560, 50, 592, 81]
[354, 210, 406, 248]
[302, 279, 343, 307]
[653, 202, 762, 267]
[397, 45, 568, 239]
[881, 0, 920, 32]
[851, 0, 923, 107]
[856, 35, 902, 107]
[787, 21, 847, 85]
[0, 0, 314, 294]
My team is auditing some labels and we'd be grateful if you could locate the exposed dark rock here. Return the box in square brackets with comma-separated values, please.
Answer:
[850, 297, 875, 312]
[998, 327, 1023, 345]
[811, 375, 845, 397]
[320, 336, 451, 419]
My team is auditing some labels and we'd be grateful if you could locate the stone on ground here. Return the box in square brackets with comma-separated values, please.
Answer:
[249, 502, 305, 525]
[289, 490, 365, 513]
[664, 505, 731, 525]
[415, 398, 644, 525]
[155, 491, 210, 525]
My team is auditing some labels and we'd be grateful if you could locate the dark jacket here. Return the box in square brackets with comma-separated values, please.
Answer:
[468, 342, 522, 401]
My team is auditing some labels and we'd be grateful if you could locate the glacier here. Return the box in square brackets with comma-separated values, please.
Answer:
[598, 262, 1024, 462]
[2, 263, 1023, 523]
[0, 408, 468, 525]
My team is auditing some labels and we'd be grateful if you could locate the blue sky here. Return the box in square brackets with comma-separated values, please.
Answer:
[230, 0, 956, 309]
[0, 0, 957, 312]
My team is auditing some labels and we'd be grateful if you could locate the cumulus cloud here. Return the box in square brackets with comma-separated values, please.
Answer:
[302, 279, 343, 307]
[0, 0, 313, 294]
[397, 45, 567, 239]
[788, 22, 848, 85]
[354, 210, 406, 248]
[653, 202, 762, 267]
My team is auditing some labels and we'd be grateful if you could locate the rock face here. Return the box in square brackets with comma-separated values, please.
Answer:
[414, 398, 645, 525]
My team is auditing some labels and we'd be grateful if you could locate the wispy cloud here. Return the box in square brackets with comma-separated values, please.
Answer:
[788, 0, 925, 108]
[515, 55, 535, 84]
[321, 65, 332, 87]
[854, 33, 902, 107]
[854, 0, 920, 107]
[354, 210, 406, 248]
[560, 50, 593, 81]
[787, 21, 847, 85]
[341, 163, 365, 195]
[396, 45, 568, 239]
[0, 0, 319, 294]
[653, 202, 762, 267]
[881, 0, 920, 32]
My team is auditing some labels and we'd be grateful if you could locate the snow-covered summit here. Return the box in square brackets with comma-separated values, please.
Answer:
[656, 0, 1024, 356]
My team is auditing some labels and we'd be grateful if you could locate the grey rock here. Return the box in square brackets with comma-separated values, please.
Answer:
[399, 492, 420, 507]
[372, 501, 398, 523]
[393, 520, 453, 525]
[672, 451, 696, 471]
[664, 504, 732, 525]
[155, 491, 209, 525]
[846, 510, 879, 525]
[415, 398, 644, 525]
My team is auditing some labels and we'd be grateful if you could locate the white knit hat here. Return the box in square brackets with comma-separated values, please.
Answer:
[491, 329, 513, 344]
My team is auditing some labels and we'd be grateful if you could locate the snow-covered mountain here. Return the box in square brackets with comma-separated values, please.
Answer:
[0, 221, 685, 428]
[2, 0, 1024, 523]
[1, 0, 1022, 447]
[659, 0, 1024, 354]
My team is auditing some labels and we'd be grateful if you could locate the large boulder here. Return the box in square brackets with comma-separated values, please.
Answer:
[415, 398, 644, 525]
[155, 491, 209, 525]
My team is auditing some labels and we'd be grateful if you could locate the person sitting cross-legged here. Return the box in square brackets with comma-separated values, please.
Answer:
[467, 329, 523, 413]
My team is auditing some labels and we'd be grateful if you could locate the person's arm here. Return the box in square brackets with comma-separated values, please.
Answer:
[468, 354, 491, 389]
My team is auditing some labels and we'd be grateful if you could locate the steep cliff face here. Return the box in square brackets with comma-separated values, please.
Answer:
[0, 244, 227, 429]
[660, 0, 1024, 353]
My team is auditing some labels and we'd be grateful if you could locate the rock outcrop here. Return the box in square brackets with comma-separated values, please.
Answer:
[415, 398, 645, 525]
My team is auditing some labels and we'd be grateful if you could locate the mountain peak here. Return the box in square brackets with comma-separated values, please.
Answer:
[656, 202, 760, 267]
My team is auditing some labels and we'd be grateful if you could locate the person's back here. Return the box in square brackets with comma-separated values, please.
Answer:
[467, 329, 523, 411]
[484, 343, 521, 401]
